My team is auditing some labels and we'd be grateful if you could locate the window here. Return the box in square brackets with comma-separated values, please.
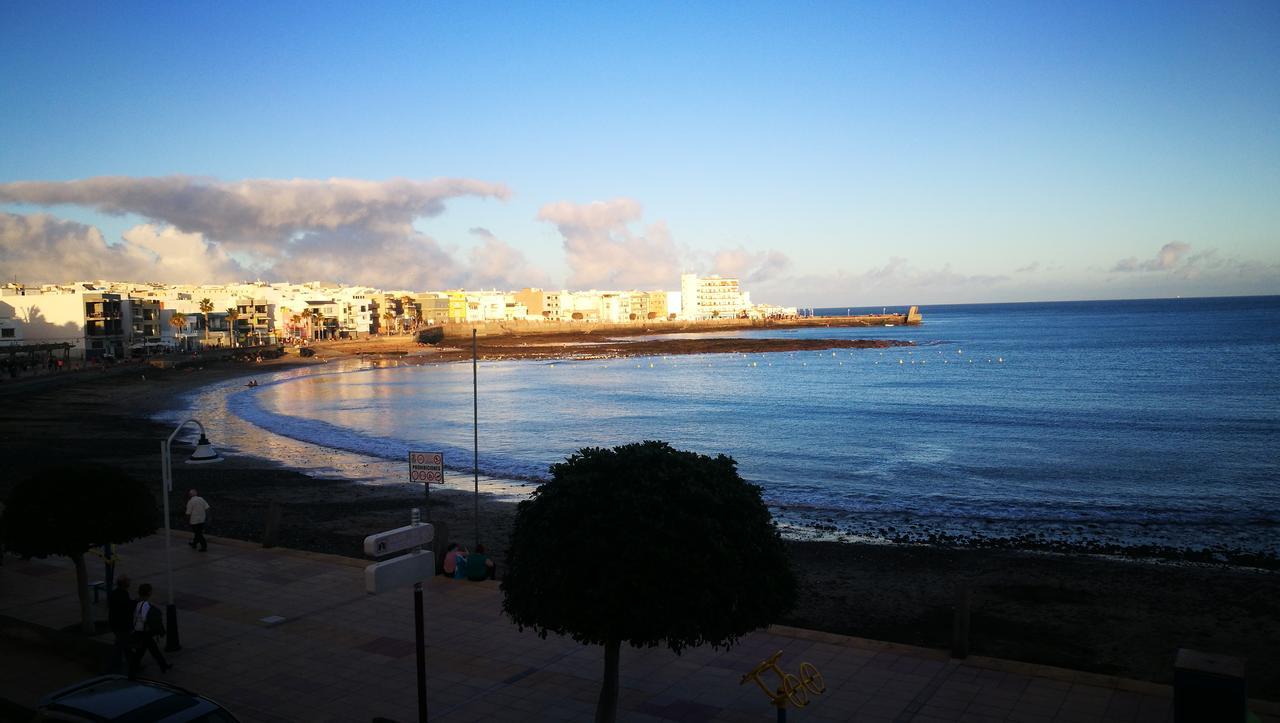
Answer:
[1, 328, 13, 338]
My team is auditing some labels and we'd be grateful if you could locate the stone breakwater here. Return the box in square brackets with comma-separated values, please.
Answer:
[313, 331, 915, 362]
[438, 309, 922, 339]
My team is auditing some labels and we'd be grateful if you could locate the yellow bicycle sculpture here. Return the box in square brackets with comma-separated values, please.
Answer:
[740, 650, 825, 719]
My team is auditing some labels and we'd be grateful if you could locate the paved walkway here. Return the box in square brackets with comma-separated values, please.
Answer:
[1, 533, 1273, 723]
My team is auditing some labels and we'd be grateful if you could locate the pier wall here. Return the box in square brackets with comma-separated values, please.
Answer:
[437, 312, 917, 339]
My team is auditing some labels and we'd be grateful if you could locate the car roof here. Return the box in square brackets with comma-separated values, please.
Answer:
[39, 676, 225, 722]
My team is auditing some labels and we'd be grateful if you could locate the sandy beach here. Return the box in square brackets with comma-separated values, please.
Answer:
[1, 339, 1276, 700]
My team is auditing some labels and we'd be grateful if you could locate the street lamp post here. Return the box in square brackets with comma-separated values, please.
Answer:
[160, 418, 222, 651]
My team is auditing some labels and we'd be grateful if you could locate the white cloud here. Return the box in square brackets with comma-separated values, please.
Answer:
[709, 247, 792, 283]
[0, 175, 510, 288]
[0, 213, 247, 284]
[1112, 242, 1192, 272]
[537, 198, 680, 289]
[118, 224, 248, 284]
[465, 227, 551, 290]
[747, 256, 1012, 306]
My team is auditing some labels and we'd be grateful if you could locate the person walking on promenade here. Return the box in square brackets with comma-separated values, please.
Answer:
[129, 584, 171, 676]
[107, 575, 134, 673]
[186, 489, 210, 551]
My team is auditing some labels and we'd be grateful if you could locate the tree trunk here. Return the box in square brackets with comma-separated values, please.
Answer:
[595, 638, 621, 723]
[72, 552, 94, 635]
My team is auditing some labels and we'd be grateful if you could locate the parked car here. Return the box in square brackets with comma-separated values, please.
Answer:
[35, 675, 239, 722]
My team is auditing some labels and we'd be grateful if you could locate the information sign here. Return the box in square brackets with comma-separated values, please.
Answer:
[364, 522, 434, 557]
[364, 550, 436, 594]
[409, 451, 444, 484]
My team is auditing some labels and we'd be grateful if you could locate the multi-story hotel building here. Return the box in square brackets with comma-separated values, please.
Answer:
[680, 274, 746, 320]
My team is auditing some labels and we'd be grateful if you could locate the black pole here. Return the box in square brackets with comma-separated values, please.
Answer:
[165, 603, 181, 651]
[104, 543, 115, 594]
[414, 582, 427, 723]
[472, 329, 479, 548]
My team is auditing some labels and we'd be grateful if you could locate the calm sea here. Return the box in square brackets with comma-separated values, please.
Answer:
[174, 296, 1280, 557]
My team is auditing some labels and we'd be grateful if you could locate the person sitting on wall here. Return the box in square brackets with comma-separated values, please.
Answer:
[442, 542, 466, 578]
[464, 544, 496, 581]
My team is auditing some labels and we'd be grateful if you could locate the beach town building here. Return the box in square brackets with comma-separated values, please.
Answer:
[123, 298, 163, 354]
[513, 288, 556, 320]
[680, 274, 748, 320]
[0, 274, 791, 355]
[304, 298, 341, 339]
[413, 292, 451, 325]
[0, 285, 126, 360]
[234, 297, 275, 345]
[331, 287, 376, 336]
[0, 310, 21, 345]
[462, 291, 525, 323]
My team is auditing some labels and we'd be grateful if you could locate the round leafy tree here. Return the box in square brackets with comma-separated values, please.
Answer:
[1, 464, 158, 634]
[501, 441, 796, 723]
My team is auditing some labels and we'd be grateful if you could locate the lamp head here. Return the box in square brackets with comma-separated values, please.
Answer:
[186, 433, 223, 464]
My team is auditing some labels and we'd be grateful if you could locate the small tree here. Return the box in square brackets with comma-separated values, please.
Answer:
[502, 441, 796, 723]
[225, 307, 241, 347]
[168, 311, 187, 351]
[1, 464, 158, 634]
[198, 298, 214, 347]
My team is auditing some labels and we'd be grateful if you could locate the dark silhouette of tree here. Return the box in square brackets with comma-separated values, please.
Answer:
[501, 441, 796, 723]
[1, 464, 158, 634]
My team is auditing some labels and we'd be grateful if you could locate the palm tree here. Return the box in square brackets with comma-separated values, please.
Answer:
[198, 298, 214, 348]
[225, 308, 241, 348]
[168, 312, 187, 351]
[382, 310, 396, 335]
[300, 309, 314, 341]
[290, 314, 302, 341]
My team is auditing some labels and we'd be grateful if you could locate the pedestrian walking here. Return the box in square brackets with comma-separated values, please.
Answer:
[186, 489, 210, 551]
[128, 584, 171, 676]
[107, 575, 134, 674]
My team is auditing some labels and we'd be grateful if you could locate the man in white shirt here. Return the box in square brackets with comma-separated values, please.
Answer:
[186, 489, 210, 551]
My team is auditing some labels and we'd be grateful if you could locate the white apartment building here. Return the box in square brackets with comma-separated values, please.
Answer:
[680, 274, 747, 320]
[0, 286, 126, 359]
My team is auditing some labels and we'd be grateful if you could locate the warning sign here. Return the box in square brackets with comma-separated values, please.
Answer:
[408, 451, 444, 485]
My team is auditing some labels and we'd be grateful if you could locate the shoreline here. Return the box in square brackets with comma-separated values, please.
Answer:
[1, 349, 1277, 697]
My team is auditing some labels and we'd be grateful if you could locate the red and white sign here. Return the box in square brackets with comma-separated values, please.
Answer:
[409, 451, 444, 484]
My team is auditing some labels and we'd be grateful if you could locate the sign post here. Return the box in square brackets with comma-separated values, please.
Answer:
[364, 510, 435, 723]
[409, 451, 444, 521]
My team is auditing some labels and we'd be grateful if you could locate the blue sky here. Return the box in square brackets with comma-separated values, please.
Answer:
[1, 1, 1277, 305]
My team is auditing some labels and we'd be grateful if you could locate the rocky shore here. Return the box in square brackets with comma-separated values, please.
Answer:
[295, 328, 914, 363]
[1, 340, 1277, 699]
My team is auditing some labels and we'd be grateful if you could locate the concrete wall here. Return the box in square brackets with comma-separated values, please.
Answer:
[435, 313, 911, 339]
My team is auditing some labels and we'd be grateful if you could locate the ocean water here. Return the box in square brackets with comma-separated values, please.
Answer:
[173, 296, 1280, 557]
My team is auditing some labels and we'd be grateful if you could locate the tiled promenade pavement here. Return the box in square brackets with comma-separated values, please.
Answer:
[2, 534, 1276, 723]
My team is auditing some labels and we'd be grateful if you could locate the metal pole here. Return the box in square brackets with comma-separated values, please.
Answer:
[411, 507, 428, 723]
[160, 440, 181, 651]
[414, 583, 427, 722]
[472, 328, 479, 548]
[161, 440, 173, 605]
[160, 417, 212, 652]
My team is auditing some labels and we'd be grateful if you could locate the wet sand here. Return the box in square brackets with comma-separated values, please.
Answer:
[1, 346, 1276, 699]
